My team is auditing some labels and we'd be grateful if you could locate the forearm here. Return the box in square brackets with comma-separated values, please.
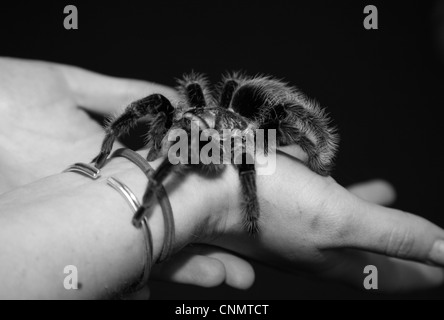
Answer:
[0, 158, 166, 299]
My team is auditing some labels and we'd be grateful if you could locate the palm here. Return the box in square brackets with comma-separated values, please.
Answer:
[0, 57, 178, 195]
[0, 59, 110, 192]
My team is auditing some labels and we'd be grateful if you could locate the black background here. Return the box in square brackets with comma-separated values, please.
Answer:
[0, 1, 443, 299]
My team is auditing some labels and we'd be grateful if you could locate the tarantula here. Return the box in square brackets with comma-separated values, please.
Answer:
[93, 72, 339, 235]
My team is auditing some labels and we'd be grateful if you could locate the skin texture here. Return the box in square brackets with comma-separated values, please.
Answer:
[0, 57, 443, 298]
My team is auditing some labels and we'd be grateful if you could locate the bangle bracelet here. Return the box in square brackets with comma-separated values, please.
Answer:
[106, 176, 153, 290]
[110, 148, 175, 264]
[63, 163, 101, 180]
[107, 177, 140, 212]
[62, 163, 153, 289]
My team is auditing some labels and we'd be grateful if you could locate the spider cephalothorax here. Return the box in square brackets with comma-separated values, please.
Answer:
[93, 72, 339, 235]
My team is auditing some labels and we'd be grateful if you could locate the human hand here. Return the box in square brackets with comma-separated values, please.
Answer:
[0, 57, 254, 292]
[107, 129, 444, 294]
[95, 92, 444, 293]
[209, 154, 444, 292]
[3, 57, 442, 296]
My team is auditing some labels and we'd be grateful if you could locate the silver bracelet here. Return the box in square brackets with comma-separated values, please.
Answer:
[63, 163, 101, 180]
[63, 163, 153, 289]
[106, 176, 153, 290]
[107, 177, 140, 212]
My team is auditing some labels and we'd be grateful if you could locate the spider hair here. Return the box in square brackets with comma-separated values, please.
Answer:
[93, 71, 339, 235]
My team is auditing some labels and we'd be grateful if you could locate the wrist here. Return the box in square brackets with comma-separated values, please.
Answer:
[0, 165, 148, 298]
[102, 153, 237, 253]
[109, 152, 245, 244]
[0, 151, 242, 298]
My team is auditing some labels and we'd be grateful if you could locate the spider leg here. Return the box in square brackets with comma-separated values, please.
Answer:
[263, 102, 338, 176]
[271, 113, 322, 172]
[231, 131, 260, 235]
[133, 156, 175, 226]
[218, 74, 267, 235]
[236, 160, 260, 235]
[227, 75, 339, 176]
[133, 117, 214, 226]
[177, 72, 212, 110]
[93, 94, 175, 168]
[145, 111, 173, 161]
[218, 73, 243, 109]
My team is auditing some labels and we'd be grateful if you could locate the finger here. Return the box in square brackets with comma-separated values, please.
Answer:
[151, 251, 226, 288]
[329, 184, 444, 267]
[55, 63, 178, 114]
[151, 245, 255, 289]
[195, 247, 255, 290]
[347, 179, 396, 206]
[321, 249, 444, 292]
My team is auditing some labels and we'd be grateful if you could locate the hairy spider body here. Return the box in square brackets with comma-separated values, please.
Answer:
[93, 72, 339, 235]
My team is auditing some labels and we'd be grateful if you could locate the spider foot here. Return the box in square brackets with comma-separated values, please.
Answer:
[132, 182, 158, 226]
[132, 206, 149, 228]
[93, 152, 109, 169]
[243, 197, 260, 236]
[244, 216, 259, 236]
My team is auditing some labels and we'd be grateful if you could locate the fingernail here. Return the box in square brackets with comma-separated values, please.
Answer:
[429, 240, 444, 266]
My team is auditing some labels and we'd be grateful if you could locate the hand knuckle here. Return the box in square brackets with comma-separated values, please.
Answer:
[385, 226, 415, 258]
